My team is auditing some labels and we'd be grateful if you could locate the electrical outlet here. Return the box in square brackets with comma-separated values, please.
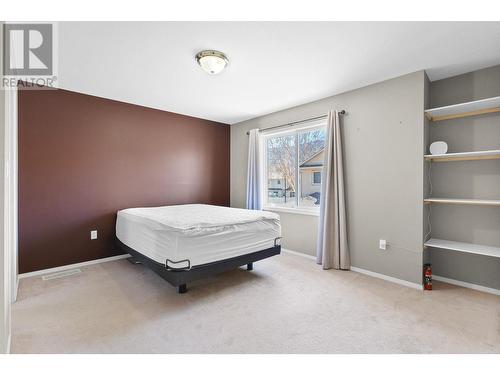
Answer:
[90, 230, 98, 240]
[379, 239, 387, 250]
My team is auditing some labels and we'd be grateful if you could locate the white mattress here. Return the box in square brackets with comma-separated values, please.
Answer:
[116, 204, 281, 268]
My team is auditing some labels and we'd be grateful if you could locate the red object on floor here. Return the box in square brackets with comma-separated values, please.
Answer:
[423, 263, 432, 290]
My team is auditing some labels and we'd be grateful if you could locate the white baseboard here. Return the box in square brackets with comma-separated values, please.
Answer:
[283, 250, 498, 295]
[282, 249, 423, 290]
[14, 279, 18, 302]
[7, 333, 11, 354]
[351, 266, 423, 290]
[282, 248, 316, 261]
[433, 275, 500, 296]
[18, 254, 131, 279]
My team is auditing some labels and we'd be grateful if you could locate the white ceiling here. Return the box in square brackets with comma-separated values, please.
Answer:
[58, 22, 500, 124]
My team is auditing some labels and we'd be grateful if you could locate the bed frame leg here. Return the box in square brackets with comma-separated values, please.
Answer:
[178, 284, 187, 294]
[247, 262, 253, 271]
[127, 257, 142, 265]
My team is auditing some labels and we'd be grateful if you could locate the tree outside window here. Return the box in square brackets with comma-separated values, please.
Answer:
[265, 124, 326, 209]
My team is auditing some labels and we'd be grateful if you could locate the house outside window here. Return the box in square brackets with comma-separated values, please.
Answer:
[262, 119, 326, 213]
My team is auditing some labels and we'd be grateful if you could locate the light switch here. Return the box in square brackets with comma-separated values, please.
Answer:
[91, 230, 98, 240]
[379, 239, 387, 250]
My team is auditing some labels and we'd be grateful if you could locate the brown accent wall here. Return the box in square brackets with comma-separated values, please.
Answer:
[19, 88, 230, 273]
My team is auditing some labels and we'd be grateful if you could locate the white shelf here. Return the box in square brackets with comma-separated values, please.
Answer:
[424, 198, 500, 206]
[425, 238, 500, 258]
[424, 149, 500, 162]
[425, 95, 500, 122]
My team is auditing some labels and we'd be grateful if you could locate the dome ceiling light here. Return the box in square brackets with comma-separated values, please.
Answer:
[195, 50, 229, 75]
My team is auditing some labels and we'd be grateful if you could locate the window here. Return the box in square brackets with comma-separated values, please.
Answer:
[262, 120, 326, 213]
[313, 171, 322, 185]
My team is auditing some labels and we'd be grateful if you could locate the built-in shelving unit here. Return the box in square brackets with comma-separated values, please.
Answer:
[424, 149, 500, 162]
[423, 93, 500, 293]
[424, 198, 500, 206]
[425, 95, 500, 122]
[425, 238, 500, 258]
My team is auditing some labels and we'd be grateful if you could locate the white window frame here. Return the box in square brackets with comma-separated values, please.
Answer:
[260, 119, 326, 216]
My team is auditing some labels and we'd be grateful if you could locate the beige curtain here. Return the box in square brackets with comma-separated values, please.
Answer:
[316, 110, 350, 270]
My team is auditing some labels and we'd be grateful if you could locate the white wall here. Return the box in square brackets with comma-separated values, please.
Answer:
[3, 87, 17, 311]
[0, 21, 18, 354]
[0, 76, 7, 356]
[231, 71, 426, 284]
[0, 21, 12, 354]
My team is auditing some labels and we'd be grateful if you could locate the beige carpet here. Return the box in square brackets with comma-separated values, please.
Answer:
[12, 252, 500, 353]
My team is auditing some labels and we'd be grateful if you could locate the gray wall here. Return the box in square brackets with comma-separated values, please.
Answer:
[231, 71, 427, 284]
[428, 65, 500, 290]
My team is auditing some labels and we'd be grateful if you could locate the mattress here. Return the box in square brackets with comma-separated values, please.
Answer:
[116, 204, 281, 268]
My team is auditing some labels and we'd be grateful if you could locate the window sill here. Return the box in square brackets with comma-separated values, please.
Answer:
[263, 206, 320, 217]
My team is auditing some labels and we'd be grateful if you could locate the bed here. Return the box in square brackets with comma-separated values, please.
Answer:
[115, 204, 281, 293]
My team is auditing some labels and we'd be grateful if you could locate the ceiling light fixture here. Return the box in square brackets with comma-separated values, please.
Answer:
[195, 50, 228, 75]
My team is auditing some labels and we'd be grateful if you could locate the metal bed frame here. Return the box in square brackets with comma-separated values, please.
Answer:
[115, 237, 282, 294]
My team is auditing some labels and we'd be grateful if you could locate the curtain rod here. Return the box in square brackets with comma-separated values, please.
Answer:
[246, 110, 345, 135]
